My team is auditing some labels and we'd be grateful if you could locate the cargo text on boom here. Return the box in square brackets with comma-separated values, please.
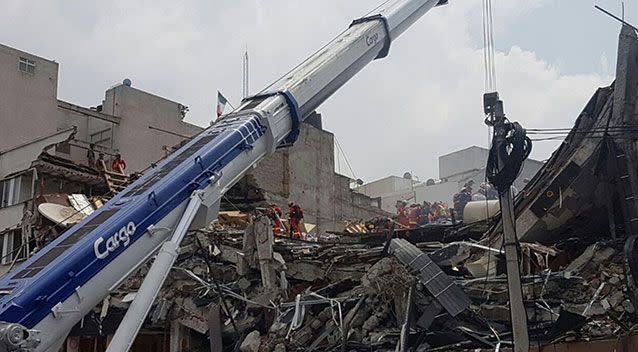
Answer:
[93, 222, 136, 260]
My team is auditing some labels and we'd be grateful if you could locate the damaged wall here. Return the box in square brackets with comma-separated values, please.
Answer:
[507, 26, 638, 244]
[246, 120, 389, 234]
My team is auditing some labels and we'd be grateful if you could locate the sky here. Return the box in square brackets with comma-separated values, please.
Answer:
[0, 0, 635, 183]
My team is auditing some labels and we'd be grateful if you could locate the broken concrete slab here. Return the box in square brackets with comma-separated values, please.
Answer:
[239, 330, 261, 352]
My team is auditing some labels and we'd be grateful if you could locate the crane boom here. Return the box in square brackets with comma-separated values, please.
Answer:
[0, 1, 447, 351]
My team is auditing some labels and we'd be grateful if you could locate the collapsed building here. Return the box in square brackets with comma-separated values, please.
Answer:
[54, 25, 638, 352]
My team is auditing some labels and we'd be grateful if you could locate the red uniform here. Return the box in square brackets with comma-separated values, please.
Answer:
[267, 206, 283, 234]
[289, 204, 303, 238]
[112, 158, 127, 174]
[408, 206, 419, 228]
[398, 206, 410, 228]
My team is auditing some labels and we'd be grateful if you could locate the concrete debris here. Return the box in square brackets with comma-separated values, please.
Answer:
[74, 201, 637, 351]
[240, 330, 261, 352]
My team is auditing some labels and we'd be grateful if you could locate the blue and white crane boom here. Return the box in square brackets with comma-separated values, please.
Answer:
[0, 1, 447, 351]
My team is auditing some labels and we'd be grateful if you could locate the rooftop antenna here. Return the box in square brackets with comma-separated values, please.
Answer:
[242, 46, 249, 99]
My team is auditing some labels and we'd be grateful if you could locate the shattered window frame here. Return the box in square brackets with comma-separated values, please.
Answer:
[0, 170, 35, 209]
[0, 228, 26, 265]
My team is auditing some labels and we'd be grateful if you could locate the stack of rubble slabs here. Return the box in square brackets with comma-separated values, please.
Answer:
[89, 214, 637, 351]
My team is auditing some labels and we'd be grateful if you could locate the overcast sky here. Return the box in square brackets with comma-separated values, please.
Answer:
[1, 0, 634, 183]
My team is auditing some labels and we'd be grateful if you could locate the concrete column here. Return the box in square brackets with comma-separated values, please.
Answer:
[170, 321, 189, 352]
[254, 216, 275, 288]
[238, 221, 256, 276]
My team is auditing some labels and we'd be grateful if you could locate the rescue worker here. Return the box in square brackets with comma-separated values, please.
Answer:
[111, 154, 127, 174]
[87, 143, 96, 168]
[472, 183, 488, 201]
[420, 202, 432, 225]
[463, 180, 475, 194]
[266, 204, 283, 234]
[96, 153, 106, 171]
[408, 204, 419, 228]
[432, 202, 449, 222]
[418, 203, 430, 226]
[397, 201, 409, 228]
[288, 202, 304, 238]
[453, 187, 472, 219]
[441, 203, 450, 219]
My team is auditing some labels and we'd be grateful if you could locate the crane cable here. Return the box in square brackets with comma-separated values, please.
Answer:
[482, 0, 497, 92]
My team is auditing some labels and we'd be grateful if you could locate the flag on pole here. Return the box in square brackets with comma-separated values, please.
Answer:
[216, 91, 228, 118]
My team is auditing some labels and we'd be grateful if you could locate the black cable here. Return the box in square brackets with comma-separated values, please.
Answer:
[194, 237, 240, 340]
[486, 121, 532, 194]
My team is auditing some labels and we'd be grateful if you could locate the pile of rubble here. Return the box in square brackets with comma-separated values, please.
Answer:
[92, 212, 638, 351]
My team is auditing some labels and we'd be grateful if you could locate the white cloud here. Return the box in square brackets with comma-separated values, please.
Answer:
[0, 0, 612, 182]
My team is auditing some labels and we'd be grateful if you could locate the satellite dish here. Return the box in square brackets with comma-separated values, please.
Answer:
[38, 203, 86, 227]
[426, 178, 436, 186]
[123, 78, 132, 87]
[403, 172, 412, 179]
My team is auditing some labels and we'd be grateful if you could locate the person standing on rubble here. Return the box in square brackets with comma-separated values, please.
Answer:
[266, 204, 283, 235]
[453, 187, 472, 219]
[111, 153, 127, 174]
[473, 182, 488, 201]
[417, 203, 429, 226]
[408, 204, 420, 228]
[288, 202, 304, 238]
[397, 201, 410, 228]
[463, 180, 474, 194]
[87, 144, 96, 168]
[96, 153, 107, 171]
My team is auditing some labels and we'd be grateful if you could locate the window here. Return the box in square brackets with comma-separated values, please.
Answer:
[1, 229, 26, 264]
[0, 171, 34, 208]
[18, 57, 35, 74]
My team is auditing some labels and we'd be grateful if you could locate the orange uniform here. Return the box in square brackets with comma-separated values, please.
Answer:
[289, 203, 303, 238]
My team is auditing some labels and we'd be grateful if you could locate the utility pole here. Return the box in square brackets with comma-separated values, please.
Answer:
[480, 0, 530, 347]
[484, 92, 530, 352]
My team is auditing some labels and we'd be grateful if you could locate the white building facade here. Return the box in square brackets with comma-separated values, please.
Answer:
[357, 146, 544, 213]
